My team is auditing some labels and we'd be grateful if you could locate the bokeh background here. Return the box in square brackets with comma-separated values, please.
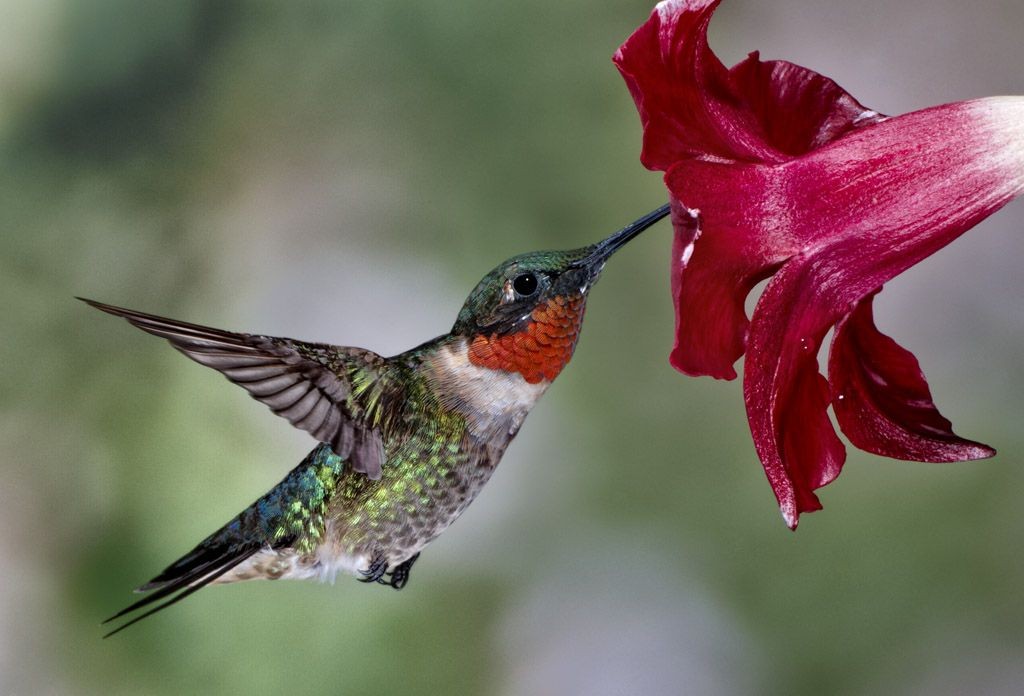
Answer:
[2, 0, 1022, 694]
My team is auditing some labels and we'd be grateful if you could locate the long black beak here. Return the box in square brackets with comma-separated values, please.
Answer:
[570, 203, 671, 270]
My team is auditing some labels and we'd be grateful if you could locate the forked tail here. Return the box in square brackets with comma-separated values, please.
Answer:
[102, 444, 345, 637]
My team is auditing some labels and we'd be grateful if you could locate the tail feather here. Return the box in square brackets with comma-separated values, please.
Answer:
[102, 445, 345, 637]
[102, 550, 259, 638]
[103, 521, 283, 638]
[137, 523, 248, 593]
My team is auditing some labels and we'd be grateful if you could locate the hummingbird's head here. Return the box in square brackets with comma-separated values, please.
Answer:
[451, 204, 670, 384]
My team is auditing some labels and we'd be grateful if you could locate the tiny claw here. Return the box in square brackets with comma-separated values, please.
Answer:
[357, 555, 389, 583]
[388, 552, 420, 590]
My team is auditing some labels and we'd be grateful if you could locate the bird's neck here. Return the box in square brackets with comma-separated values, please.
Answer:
[418, 338, 545, 440]
[413, 295, 586, 441]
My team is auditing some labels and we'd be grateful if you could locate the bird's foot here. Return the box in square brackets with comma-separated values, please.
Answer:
[386, 553, 420, 590]
[357, 555, 389, 584]
[357, 552, 420, 589]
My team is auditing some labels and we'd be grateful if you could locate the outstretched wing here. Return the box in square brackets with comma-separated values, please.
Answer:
[80, 298, 387, 479]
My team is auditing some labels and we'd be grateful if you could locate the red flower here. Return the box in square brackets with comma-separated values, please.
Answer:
[615, 0, 1024, 528]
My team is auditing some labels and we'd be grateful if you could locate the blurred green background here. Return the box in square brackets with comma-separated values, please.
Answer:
[2, 0, 1022, 694]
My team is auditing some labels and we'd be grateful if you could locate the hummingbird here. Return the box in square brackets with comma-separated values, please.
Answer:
[85, 203, 671, 637]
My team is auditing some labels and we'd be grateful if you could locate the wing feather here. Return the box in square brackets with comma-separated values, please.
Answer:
[80, 298, 387, 479]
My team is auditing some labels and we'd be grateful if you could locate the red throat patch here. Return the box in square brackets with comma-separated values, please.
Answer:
[467, 295, 586, 384]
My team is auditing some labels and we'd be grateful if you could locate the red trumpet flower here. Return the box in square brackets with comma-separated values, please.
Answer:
[615, 0, 1024, 527]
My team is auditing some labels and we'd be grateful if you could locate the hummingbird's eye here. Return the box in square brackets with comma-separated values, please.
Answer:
[512, 272, 539, 297]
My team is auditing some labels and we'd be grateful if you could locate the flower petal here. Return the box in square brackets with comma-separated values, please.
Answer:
[728, 54, 885, 156]
[614, 1, 885, 171]
[739, 96, 1024, 525]
[618, 0, 1024, 527]
[740, 95, 1024, 527]
[618, 0, 889, 379]
[613, 0, 782, 170]
[666, 97, 1024, 380]
[666, 158, 791, 378]
[829, 294, 996, 462]
[744, 255, 848, 529]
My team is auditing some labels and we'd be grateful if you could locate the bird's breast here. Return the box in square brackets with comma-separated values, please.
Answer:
[425, 340, 550, 441]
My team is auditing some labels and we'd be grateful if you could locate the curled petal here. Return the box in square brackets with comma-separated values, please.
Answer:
[667, 249, 752, 380]
[668, 196, 702, 312]
[614, 1, 884, 171]
[829, 294, 996, 462]
[665, 195, 754, 379]
[744, 255, 848, 529]
[666, 159, 791, 378]
[614, 0, 782, 169]
[728, 55, 885, 156]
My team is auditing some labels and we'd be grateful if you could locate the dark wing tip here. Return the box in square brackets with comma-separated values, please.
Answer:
[81, 296, 389, 483]
[77, 296, 115, 313]
[77, 297, 178, 330]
